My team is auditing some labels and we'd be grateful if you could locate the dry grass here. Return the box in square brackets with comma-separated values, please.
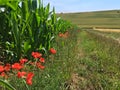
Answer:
[93, 28, 120, 32]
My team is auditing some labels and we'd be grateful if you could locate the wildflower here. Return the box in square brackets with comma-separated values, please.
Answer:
[0, 72, 5, 77]
[12, 63, 23, 70]
[31, 52, 42, 58]
[39, 57, 45, 63]
[38, 64, 45, 69]
[36, 62, 45, 69]
[4, 63, 11, 71]
[49, 48, 56, 54]
[26, 72, 34, 85]
[29, 61, 35, 66]
[20, 58, 28, 64]
[0, 65, 4, 72]
[59, 33, 64, 37]
[0, 72, 8, 78]
[36, 62, 41, 67]
[17, 71, 26, 78]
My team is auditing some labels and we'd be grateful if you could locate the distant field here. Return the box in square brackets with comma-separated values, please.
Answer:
[57, 10, 120, 29]
[93, 28, 120, 32]
[92, 29, 120, 39]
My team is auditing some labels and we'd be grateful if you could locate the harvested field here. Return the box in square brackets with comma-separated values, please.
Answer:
[93, 28, 120, 32]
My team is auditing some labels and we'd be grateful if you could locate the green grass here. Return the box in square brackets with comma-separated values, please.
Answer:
[57, 10, 120, 29]
[0, 28, 78, 90]
[91, 30, 120, 39]
[1, 27, 120, 90]
[73, 30, 120, 89]
[1, 8, 120, 89]
[1, 0, 120, 90]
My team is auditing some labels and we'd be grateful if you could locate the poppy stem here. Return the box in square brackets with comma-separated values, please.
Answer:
[23, 79, 30, 90]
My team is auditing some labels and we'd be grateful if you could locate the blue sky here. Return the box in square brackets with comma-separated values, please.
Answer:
[43, 0, 120, 13]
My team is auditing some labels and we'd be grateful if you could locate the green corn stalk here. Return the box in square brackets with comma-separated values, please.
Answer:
[0, 0, 22, 61]
[0, 0, 71, 61]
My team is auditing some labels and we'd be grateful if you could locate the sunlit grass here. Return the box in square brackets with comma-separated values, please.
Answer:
[75, 30, 120, 89]
[4, 28, 78, 90]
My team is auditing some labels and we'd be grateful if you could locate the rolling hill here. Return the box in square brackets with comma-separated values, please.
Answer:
[57, 10, 120, 28]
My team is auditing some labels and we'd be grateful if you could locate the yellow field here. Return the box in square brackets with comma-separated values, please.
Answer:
[93, 28, 120, 32]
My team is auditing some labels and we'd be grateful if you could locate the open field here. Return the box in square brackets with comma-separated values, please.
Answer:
[57, 10, 120, 29]
[1, 3, 120, 89]
[57, 10, 120, 89]
[93, 28, 120, 32]
[75, 30, 120, 89]
[91, 29, 120, 40]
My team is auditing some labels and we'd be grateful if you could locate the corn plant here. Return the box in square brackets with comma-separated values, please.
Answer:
[56, 19, 72, 33]
[0, 0, 70, 62]
[0, 0, 68, 62]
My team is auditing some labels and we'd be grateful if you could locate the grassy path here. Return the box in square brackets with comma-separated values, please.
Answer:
[71, 30, 120, 90]
[8, 29, 120, 90]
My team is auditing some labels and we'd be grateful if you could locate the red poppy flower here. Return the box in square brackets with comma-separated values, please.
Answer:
[31, 52, 42, 58]
[36, 62, 41, 66]
[20, 58, 28, 64]
[12, 63, 23, 70]
[17, 71, 27, 78]
[49, 48, 56, 54]
[0, 65, 4, 72]
[26, 72, 34, 85]
[30, 61, 45, 69]
[4, 63, 11, 71]
[39, 57, 45, 63]
[58, 33, 64, 37]
[36, 62, 45, 69]
[0, 72, 8, 78]
[29, 61, 35, 66]
[38, 64, 45, 69]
